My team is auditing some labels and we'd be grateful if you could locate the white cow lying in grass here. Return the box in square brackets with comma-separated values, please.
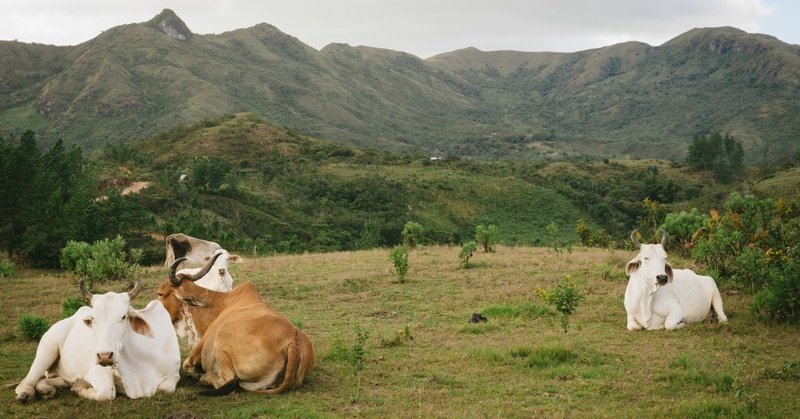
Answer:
[624, 230, 728, 331]
[15, 279, 180, 402]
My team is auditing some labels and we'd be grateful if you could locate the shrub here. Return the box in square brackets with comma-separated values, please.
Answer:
[459, 241, 477, 268]
[62, 296, 88, 318]
[0, 257, 16, 277]
[660, 208, 709, 254]
[751, 262, 800, 323]
[686, 192, 800, 323]
[536, 276, 585, 333]
[355, 218, 381, 250]
[388, 245, 409, 282]
[60, 235, 142, 286]
[475, 224, 497, 253]
[401, 221, 423, 249]
[575, 218, 612, 248]
[18, 315, 49, 341]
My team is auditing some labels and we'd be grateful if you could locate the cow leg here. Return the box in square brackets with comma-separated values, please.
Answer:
[711, 289, 728, 324]
[664, 312, 686, 330]
[626, 313, 643, 331]
[183, 345, 205, 379]
[200, 351, 236, 389]
[34, 375, 69, 400]
[71, 365, 115, 401]
[15, 321, 71, 403]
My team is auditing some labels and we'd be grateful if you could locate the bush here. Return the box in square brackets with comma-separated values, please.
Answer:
[684, 193, 800, 324]
[401, 221, 423, 249]
[60, 235, 143, 286]
[475, 224, 497, 253]
[62, 296, 88, 318]
[18, 315, 49, 341]
[459, 241, 478, 268]
[751, 263, 800, 323]
[388, 245, 409, 282]
[660, 208, 709, 255]
[536, 276, 585, 333]
[0, 257, 16, 277]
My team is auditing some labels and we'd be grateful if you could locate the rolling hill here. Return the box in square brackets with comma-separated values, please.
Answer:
[1, 9, 799, 161]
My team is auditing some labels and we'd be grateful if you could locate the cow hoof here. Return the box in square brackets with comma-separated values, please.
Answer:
[16, 390, 35, 404]
[38, 386, 56, 400]
[71, 378, 91, 392]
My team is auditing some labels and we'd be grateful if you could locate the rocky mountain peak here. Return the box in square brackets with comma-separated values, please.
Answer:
[146, 9, 192, 41]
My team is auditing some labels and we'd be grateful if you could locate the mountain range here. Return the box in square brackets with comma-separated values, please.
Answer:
[1, 9, 799, 161]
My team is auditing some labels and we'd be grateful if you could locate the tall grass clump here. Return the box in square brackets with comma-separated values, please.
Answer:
[18, 315, 49, 341]
[0, 257, 16, 277]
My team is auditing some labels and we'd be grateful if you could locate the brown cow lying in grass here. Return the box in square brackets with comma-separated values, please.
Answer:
[157, 255, 314, 396]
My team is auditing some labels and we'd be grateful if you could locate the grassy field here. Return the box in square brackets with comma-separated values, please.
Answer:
[1, 246, 798, 418]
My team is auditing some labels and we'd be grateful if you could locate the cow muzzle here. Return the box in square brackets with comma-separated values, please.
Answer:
[97, 352, 115, 366]
[656, 274, 669, 286]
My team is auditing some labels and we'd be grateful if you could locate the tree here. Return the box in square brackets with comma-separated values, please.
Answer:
[401, 221, 423, 249]
[686, 132, 744, 183]
[474, 224, 497, 253]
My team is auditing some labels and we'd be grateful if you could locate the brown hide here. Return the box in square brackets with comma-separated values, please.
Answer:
[156, 277, 314, 394]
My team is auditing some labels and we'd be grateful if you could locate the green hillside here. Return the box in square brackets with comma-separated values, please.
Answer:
[1, 10, 799, 161]
[126, 113, 587, 254]
[85, 112, 744, 261]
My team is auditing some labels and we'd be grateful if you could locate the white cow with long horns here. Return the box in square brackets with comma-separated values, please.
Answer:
[15, 279, 180, 402]
[624, 230, 728, 331]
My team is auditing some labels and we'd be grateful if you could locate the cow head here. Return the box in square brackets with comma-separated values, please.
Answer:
[625, 230, 674, 293]
[199, 249, 243, 286]
[157, 252, 222, 327]
[79, 278, 152, 366]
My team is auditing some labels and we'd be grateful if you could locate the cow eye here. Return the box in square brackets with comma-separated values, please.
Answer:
[122, 314, 127, 320]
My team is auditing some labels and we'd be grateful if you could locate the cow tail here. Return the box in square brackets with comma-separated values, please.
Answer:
[253, 332, 302, 395]
[199, 377, 240, 397]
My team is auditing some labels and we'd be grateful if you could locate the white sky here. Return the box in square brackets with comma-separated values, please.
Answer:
[0, 0, 797, 58]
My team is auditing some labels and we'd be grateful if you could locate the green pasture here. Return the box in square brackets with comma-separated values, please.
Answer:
[1, 246, 798, 417]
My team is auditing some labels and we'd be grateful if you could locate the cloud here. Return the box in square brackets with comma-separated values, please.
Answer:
[0, 0, 777, 57]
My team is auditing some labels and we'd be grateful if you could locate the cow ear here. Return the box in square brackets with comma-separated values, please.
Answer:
[665, 262, 674, 281]
[129, 314, 153, 338]
[625, 259, 641, 275]
[229, 254, 243, 263]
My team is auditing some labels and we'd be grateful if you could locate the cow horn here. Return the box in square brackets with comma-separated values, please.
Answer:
[127, 276, 142, 301]
[630, 230, 640, 246]
[189, 251, 223, 282]
[79, 278, 93, 302]
[660, 229, 668, 247]
[169, 257, 187, 285]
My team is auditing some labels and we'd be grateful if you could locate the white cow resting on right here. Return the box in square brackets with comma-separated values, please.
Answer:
[624, 230, 727, 331]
